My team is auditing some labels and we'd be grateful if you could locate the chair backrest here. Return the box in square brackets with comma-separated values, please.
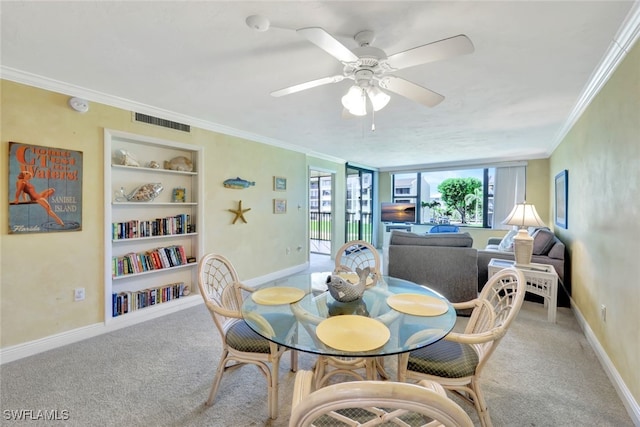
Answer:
[334, 240, 381, 285]
[289, 379, 474, 427]
[430, 224, 460, 233]
[465, 267, 526, 371]
[197, 253, 243, 332]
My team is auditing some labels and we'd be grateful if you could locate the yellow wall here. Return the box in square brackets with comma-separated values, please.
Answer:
[0, 80, 333, 347]
[550, 40, 639, 403]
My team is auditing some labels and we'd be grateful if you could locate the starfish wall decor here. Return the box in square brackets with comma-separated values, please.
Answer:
[228, 200, 251, 224]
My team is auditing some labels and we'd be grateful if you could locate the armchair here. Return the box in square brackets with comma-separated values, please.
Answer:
[289, 370, 473, 427]
[398, 267, 526, 427]
[197, 253, 297, 419]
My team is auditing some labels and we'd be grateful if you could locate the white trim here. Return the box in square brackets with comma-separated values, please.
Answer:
[380, 160, 530, 174]
[0, 66, 345, 165]
[571, 299, 640, 425]
[0, 264, 309, 364]
[551, 2, 640, 152]
[0, 296, 201, 364]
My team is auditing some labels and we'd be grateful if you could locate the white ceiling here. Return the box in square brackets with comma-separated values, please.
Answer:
[1, 1, 638, 171]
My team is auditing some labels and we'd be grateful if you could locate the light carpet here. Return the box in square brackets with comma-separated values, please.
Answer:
[0, 255, 633, 426]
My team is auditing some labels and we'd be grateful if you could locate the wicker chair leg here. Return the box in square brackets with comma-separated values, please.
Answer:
[471, 381, 492, 427]
[268, 355, 281, 420]
[206, 350, 229, 406]
[313, 357, 327, 389]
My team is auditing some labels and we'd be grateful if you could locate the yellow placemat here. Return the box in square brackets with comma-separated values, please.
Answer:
[251, 287, 305, 305]
[316, 315, 390, 352]
[337, 272, 374, 287]
[386, 294, 449, 316]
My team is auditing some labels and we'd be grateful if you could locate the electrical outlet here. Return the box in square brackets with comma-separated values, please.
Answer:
[74, 287, 85, 302]
[600, 304, 606, 322]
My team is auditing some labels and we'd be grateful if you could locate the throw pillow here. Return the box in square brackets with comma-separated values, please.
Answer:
[532, 228, 556, 255]
[498, 228, 518, 252]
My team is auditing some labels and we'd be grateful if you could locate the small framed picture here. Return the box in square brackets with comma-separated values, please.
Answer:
[554, 170, 568, 229]
[273, 176, 287, 191]
[172, 187, 186, 203]
[273, 198, 287, 214]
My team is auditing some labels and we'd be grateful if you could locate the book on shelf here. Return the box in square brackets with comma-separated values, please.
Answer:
[112, 245, 189, 277]
[112, 282, 187, 317]
[112, 214, 193, 240]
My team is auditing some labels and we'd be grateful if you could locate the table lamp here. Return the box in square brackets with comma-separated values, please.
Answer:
[502, 202, 545, 266]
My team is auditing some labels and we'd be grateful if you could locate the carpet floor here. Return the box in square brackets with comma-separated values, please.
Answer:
[0, 254, 633, 426]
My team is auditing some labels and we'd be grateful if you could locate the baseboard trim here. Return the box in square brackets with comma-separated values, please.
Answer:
[0, 263, 310, 365]
[571, 298, 640, 425]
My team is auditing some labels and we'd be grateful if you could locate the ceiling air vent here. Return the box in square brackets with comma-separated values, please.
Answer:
[134, 113, 190, 133]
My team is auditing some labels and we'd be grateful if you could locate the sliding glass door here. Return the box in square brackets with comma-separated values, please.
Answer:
[345, 165, 374, 244]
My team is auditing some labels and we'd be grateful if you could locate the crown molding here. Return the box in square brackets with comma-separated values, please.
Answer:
[3, 2, 638, 169]
[0, 67, 347, 166]
[550, 1, 640, 152]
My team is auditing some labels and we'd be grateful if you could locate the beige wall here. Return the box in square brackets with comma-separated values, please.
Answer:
[550, 40, 639, 403]
[0, 80, 317, 347]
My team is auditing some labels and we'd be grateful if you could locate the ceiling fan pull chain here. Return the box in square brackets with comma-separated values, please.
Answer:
[371, 108, 376, 132]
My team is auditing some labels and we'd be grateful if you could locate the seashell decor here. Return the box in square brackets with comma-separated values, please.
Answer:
[164, 156, 193, 172]
[125, 183, 163, 202]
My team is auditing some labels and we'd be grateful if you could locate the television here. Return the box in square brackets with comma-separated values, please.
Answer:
[381, 202, 416, 223]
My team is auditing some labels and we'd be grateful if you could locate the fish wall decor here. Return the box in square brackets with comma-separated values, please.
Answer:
[223, 177, 255, 189]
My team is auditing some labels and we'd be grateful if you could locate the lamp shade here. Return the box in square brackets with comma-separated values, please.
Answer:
[502, 202, 545, 228]
[502, 202, 545, 266]
[366, 86, 390, 111]
[341, 86, 367, 116]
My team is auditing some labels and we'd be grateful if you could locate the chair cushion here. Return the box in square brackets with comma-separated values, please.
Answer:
[226, 320, 272, 353]
[407, 340, 479, 378]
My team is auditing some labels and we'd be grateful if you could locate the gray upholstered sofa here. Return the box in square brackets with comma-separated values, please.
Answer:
[476, 227, 566, 291]
[386, 230, 478, 310]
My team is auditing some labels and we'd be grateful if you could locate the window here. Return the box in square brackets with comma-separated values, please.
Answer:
[391, 168, 497, 227]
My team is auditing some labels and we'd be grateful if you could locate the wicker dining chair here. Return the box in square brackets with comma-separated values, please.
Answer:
[289, 370, 474, 427]
[397, 267, 526, 427]
[197, 253, 297, 420]
[311, 240, 386, 387]
[334, 240, 382, 285]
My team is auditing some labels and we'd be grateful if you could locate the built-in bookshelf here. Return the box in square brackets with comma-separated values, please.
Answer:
[104, 129, 203, 323]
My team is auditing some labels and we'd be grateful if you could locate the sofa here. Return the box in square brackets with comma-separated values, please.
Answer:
[477, 227, 566, 289]
[477, 227, 569, 307]
[386, 230, 478, 312]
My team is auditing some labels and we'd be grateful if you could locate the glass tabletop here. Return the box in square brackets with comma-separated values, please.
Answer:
[241, 272, 456, 357]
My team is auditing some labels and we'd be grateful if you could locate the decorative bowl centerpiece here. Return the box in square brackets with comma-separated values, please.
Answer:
[326, 267, 370, 303]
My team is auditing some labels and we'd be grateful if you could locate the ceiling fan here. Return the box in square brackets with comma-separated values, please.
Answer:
[270, 27, 475, 116]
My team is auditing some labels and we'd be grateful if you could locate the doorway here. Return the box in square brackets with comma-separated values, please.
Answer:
[309, 169, 332, 255]
[345, 164, 375, 244]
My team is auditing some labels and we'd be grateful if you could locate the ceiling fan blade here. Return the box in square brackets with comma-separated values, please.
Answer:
[297, 27, 359, 63]
[386, 34, 474, 71]
[380, 76, 444, 108]
[270, 75, 344, 97]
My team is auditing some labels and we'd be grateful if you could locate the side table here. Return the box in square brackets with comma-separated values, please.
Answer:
[488, 258, 558, 323]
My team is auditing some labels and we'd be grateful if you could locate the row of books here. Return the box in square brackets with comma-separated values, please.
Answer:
[112, 245, 189, 277]
[112, 282, 189, 317]
[112, 214, 194, 240]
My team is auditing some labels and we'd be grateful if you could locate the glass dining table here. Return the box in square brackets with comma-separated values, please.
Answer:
[240, 272, 456, 360]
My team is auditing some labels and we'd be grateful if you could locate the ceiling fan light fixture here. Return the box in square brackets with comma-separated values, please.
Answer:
[366, 86, 390, 111]
[341, 86, 367, 116]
